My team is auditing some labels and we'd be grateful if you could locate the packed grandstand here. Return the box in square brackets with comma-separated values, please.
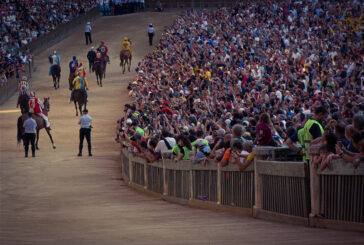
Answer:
[0, 0, 98, 85]
[117, 1, 364, 169]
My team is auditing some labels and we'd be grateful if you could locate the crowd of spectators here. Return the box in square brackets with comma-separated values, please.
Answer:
[117, 1, 364, 170]
[0, 0, 98, 82]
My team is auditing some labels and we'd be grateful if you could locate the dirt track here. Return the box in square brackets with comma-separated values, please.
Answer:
[1, 12, 364, 245]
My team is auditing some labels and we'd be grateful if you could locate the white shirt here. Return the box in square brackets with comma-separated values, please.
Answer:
[79, 114, 92, 128]
[155, 137, 176, 153]
[148, 27, 155, 34]
[84, 24, 91, 32]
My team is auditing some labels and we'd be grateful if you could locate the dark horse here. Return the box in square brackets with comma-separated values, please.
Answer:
[69, 72, 75, 90]
[94, 61, 104, 87]
[16, 91, 29, 113]
[17, 97, 56, 150]
[51, 65, 61, 89]
[120, 50, 131, 74]
[73, 90, 87, 116]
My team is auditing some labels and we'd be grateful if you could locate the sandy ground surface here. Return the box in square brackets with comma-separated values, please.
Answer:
[0, 12, 364, 245]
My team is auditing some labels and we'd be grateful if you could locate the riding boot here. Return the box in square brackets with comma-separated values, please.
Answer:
[25, 152, 28, 158]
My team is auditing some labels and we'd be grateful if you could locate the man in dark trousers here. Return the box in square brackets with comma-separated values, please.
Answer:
[84, 22, 92, 45]
[147, 23, 155, 46]
[78, 109, 92, 156]
[23, 112, 37, 157]
[87, 46, 96, 72]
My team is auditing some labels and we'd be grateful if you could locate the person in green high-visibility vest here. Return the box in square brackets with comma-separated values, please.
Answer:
[302, 106, 328, 162]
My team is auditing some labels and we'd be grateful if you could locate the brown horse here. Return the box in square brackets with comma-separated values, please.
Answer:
[51, 65, 61, 89]
[17, 97, 56, 150]
[69, 72, 75, 90]
[120, 50, 131, 74]
[16, 91, 29, 114]
[73, 90, 87, 116]
[94, 61, 104, 87]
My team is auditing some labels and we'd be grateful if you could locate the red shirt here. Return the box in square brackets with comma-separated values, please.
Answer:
[256, 122, 273, 146]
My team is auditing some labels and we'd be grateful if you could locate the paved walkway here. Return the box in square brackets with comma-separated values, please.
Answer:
[1, 12, 363, 245]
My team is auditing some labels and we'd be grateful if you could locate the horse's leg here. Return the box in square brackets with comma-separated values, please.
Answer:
[96, 71, 99, 86]
[79, 102, 83, 116]
[122, 59, 125, 74]
[74, 101, 78, 116]
[45, 128, 56, 149]
[100, 74, 102, 87]
[57, 76, 60, 88]
[128, 57, 131, 72]
[36, 129, 40, 150]
[104, 64, 106, 78]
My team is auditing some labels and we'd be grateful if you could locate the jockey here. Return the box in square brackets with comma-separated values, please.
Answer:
[94, 51, 105, 71]
[18, 75, 29, 95]
[75, 62, 86, 77]
[98, 41, 110, 64]
[29, 91, 51, 129]
[121, 37, 133, 57]
[49, 50, 60, 76]
[69, 56, 79, 75]
[70, 68, 88, 103]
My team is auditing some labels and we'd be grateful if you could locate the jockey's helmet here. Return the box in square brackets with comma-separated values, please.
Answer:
[91, 46, 94, 50]
[53, 50, 57, 55]
[30, 91, 36, 97]
[149, 23, 153, 27]
[73, 56, 77, 60]
[124, 37, 128, 41]
[87, 22, 90, 25]
[101, 41, 104, 45]
[79, 62, 83, 66]
[22, 75, 27, 81]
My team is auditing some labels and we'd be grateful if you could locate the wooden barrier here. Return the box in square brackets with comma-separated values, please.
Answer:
[308, 145, 364, 232]
[120, 146, 364, 232]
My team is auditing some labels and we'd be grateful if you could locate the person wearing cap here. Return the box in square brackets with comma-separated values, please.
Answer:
[48, 50, 60, 76]
[18, 75, 29, 96]
[121, 37, 133, 57]
[23, 112, 37, 158]
[70, 71, 88, 103]
[84, 21, 92, 45]
[69, 56, 79, 77]
[78, 109, 92, 156]
[147, 23, 155, 46]
[87, 47, 96, 72]
[28, 91, 51, 130]
[97, 41, 110, 64]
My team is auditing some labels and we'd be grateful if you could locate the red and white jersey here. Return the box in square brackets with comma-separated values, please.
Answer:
[18, 81, 28, 92]
[29, 97, 43, 114]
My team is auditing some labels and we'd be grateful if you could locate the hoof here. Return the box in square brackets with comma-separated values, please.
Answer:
[36, 147, 39, 150]
[53, 145, 56, 149]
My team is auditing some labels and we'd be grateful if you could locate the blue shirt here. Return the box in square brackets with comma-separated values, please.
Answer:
[79, 114, 92, 128]
[23, 118, 37, 133]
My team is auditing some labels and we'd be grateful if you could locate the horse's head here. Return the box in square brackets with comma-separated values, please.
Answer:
[43, 97, 50, 114]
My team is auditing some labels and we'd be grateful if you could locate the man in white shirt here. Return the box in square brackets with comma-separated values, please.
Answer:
[155, 128, 176, 154]
[78, 109, 92, 156]
[23, 112, 37, 157]
[84, 21, 92, 45]
[147, 23, 155, 46]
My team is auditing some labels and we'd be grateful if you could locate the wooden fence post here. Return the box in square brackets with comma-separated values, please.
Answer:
[162, 158, 168, 196]
[129, 152, 133, 184]
[217, 162, 221, 205]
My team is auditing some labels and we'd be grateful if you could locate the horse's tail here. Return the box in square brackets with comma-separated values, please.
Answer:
[17, 116, 23, 144]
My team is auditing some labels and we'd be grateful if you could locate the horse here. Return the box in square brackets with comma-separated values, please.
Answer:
[94, 61, 104, 87]
[73, 89, 87, 116]
[17, 97, 56, 150]
[120, 50, 131, 74]
[16, 91, 29, 114]
[51, 65, 61, 89]
[69, 72, 75, 90]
